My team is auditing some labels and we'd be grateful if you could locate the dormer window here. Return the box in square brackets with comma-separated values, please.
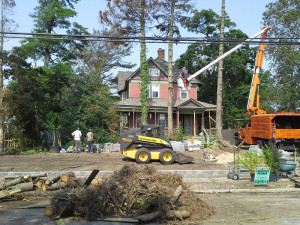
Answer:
[149, 68, 159, 76]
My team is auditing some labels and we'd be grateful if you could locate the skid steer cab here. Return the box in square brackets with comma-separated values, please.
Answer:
[120, 125, 194, 164]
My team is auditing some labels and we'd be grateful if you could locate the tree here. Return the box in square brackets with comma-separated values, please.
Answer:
[155, 0, 193, 137]
[100, 0, 160, 125]
[0, 0, 16, 151]
[21, 0, 88, 68]
[215, 0, 226, 141]
[262, 0, 300, 111]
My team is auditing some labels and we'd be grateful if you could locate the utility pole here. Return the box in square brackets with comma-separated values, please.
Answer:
[215, 0, 226, 142]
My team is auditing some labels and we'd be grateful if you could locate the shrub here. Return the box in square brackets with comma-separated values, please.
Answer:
[236, 150, 265, 174]
[262, 144, 281, 174]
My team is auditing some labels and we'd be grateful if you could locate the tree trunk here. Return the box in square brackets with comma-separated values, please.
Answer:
[140, 0, 149, 125]
[216, 0, 226, 142]
[0, 176, 24, 190]
[167, 0, 175, 137]
[0, 1, 4, 152]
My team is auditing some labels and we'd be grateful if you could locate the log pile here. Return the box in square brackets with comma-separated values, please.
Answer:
[0, 172, 82, 200]
[48, 165, 215, 223]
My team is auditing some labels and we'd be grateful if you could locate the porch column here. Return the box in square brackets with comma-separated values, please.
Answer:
[202, 111, 205, 132]
[194, 110, 196, 137]
[133, 109, 135, 128]
[155, 109, 157, 125]
[177, 110, 179, 126]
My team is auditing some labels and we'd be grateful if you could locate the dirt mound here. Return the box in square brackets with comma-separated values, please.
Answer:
[50, 164, 215, 222]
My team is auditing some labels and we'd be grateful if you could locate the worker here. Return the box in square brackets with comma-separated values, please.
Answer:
[86, 129, 94, 153]
[72, 127, 82, 153]
[178, 67, 188, 85]
[41, 130, 49, 152]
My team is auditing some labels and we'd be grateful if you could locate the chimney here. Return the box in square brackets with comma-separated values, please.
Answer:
[157, 48, 165, 60]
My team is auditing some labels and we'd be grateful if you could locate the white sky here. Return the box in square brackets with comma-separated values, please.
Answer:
[6, 0, 274, 73]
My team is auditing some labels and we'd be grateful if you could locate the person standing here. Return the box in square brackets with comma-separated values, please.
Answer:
[86, 129, 94, 153]
[72, 127, 82, 153]
[41, 130, 49, 152]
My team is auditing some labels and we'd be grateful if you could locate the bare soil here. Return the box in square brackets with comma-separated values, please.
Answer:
[0, 147, 236, 172]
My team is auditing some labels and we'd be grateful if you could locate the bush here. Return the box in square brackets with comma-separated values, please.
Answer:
[262, 144, 281, 174]
[236, 150, 265, 174]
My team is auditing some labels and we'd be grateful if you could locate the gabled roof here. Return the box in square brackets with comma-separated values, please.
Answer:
[118, 57, 199, 93]
[176, 98, 216, 110]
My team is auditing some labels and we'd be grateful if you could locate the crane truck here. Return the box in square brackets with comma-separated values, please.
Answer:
[178, 26, 300, 151]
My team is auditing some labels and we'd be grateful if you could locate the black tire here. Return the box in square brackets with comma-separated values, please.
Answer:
[257, 140, 264, 148]
[232, 174, 239, 180]
[159, 149, 175, 165]
[135, 148, 151, 164]
[227, 173, 233, 179]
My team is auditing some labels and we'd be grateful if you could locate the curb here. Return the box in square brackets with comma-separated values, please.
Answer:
[191, 188, 300, 194]
[0, 170, 242, 178]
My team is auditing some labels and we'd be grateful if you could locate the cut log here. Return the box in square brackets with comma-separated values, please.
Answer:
[75, 178, 84, 187]
[8, 182, 34, 191]
[23, 173, 48, 180]
[44, 206, 53, 217]
[43, 182, 66, 191]
[99, 217, 139, 223]
[65, 179, 78, 188]
[0, 188, 22, 199]
[0, 176, 24, 190]
[45, 175, 61, 186]
[166, 210, 190, 220]
[171, 185, 183, 205]
[36, 180, 44, 189]
[60, 174, 72, 183]
[136, 211, 163, 222]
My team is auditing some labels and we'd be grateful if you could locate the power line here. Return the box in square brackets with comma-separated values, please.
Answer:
[1, 31, 299, 46]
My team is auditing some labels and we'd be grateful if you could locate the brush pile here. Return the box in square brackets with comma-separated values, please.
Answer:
[50, 165, 215, 222]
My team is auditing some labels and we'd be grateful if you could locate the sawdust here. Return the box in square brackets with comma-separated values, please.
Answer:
[215, 152, 234, 164]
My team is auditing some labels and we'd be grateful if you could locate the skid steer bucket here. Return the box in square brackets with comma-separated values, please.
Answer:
[174, 152, 194, 164]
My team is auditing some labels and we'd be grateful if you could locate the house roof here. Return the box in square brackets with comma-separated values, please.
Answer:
[117, 71, 132, 92]
[117, 57, 199, 93]
[115, 98, 216, 112]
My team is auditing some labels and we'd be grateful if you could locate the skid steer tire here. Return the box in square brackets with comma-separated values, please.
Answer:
[159, 149, 175, 164]
[136, 148, 151, 164]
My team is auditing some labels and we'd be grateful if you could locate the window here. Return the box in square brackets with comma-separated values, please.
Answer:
[158, 114, 166, 127]
[147, 84, 159, 98]
[152, 84, 159, 98]
[121, 92, 126, 101]
[149, 68, 159, 76]
[180, 89, 188, 99]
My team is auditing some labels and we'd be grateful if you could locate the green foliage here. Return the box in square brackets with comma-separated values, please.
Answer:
[262, 0, 300, 112]
[236, 150, 265, 174]
[175, 123, 184, 142]
[21, 0, 88, 67]
[203, 142, 214, 149]
[262, 145, 281, 174]
[20, 147, 42, 155]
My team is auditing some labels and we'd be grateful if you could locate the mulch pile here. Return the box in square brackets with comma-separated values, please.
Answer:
[50, 164, 215, 222]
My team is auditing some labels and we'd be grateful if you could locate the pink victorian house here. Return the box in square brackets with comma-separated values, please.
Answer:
[116, 49, 216, 136]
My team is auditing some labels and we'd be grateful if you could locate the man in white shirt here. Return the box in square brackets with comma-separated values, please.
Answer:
[86, 129, 94, 153]
[72, 127, 82, 153]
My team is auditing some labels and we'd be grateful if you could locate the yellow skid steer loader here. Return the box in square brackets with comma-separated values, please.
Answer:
[120, 125, 194, 164]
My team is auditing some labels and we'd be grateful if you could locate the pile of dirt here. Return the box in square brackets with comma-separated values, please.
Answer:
[50, 165, 215, 222]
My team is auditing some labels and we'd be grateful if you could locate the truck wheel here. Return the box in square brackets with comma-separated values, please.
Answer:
[159, 149, 175, 164]
[136, 148, 151, 164]
[257, 140, 264, 148]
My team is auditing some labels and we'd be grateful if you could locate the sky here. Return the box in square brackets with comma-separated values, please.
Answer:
[6, 0, 274, 74]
